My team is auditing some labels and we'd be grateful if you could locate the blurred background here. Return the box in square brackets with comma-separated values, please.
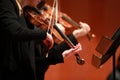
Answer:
[45, 0, 120, 80]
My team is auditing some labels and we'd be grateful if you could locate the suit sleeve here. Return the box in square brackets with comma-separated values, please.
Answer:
[0, 0, 46, 41]
[46, 33, 78, 64]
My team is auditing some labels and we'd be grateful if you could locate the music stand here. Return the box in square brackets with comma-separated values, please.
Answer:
[92, 27, 120, 80]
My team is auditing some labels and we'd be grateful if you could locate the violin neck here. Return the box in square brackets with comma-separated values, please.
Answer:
[53, 24, 74, 48]
[62, 14, 80, 28]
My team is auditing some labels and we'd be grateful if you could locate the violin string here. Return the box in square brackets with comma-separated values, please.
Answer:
[47, 0, 61, 35]
[16, 0, 23, 15]
[55, 0, 58, 24]
[47, 0, 56, 34]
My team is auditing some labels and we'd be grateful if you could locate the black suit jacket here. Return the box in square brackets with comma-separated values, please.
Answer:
[0, 0, 78, 80]
[0, 0, 46, 79]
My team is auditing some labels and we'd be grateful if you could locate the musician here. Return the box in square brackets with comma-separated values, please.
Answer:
[0, 0, 90, 80]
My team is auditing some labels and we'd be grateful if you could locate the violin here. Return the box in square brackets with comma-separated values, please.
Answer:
[23, 6, 64, 43]
[23, 6, 85, 65]
[38, 3, 85, 65]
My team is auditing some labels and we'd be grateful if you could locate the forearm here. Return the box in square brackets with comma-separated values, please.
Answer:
[46, 33, 78, 64]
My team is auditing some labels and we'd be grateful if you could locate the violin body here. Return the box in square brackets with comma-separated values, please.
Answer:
[23, 6, 64, 44]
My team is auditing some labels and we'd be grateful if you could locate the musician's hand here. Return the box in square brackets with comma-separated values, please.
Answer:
[62, 43, 82, 58]
[43, 33, 54, 49]
[72, 22, 91, 39]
